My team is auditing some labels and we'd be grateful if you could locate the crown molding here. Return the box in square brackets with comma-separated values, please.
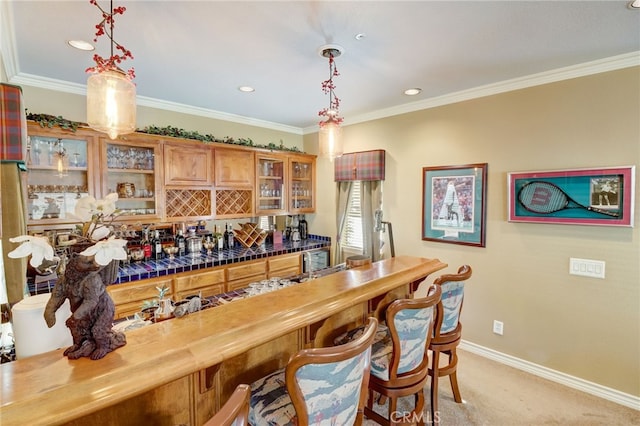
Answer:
[303, 51, 640, 134]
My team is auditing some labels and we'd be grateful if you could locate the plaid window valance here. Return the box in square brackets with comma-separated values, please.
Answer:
[334, 149, 385, 181]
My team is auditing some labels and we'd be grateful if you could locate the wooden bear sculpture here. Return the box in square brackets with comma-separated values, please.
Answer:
[44, 253, 126, 360]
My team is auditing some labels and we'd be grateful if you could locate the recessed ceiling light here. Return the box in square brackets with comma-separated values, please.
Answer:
[628, 0, 640, 9]
[67, 40, 94, 51]
[238, 86, 255, 93]
[355, 33, 366, 40]
[404, 88, 422, 96]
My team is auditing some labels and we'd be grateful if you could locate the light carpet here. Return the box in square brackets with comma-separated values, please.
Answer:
[363, 348, 639, 425]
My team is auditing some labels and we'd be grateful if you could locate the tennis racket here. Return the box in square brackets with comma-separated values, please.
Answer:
[518, 181, 619, 217]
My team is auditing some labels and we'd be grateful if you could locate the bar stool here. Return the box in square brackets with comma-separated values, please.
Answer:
[249, 317, 378, 426]
[203, 383, 250, 426]
[429, 265, 472, 426]
[335, 285, 442, 425]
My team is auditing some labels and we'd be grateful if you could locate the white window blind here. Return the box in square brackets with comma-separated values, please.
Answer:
[342, 181, 363, 250]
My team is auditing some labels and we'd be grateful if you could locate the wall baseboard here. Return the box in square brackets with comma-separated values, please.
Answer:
[460, 340, 640, 411]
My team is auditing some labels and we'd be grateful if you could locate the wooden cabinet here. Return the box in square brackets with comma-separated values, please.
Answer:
[214, 148, 255, 218]
[214, 148, 254, 188]
[99, 135, 163, 221]
[226, 259, 267, 291]
[24, 124, 318, 224]
[164, 141, 213, 186]
[173, 268, 225, 300]
[288, 154, 316, 213]
[256, 153, 287, 214]
[268, 252, 301, 278]
[25, 124, 99, 226]
[164, 141, 214, 220]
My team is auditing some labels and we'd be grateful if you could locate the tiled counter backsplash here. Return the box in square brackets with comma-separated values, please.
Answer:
[30, 236, 331, 295]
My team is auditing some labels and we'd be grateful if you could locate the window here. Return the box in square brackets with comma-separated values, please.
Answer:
[342, 181, 363, 250]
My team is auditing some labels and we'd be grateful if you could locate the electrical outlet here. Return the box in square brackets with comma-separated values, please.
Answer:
[493, 320, 504, 336]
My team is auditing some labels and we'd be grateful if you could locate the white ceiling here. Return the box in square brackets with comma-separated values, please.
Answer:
[2, 1, 639, 134]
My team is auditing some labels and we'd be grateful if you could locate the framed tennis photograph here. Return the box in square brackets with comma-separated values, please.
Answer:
[508, 166, 635, 227]
[422, 163, 488, 247]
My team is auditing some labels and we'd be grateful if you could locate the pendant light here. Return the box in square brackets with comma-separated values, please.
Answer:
[86, 0, 136, 140]
[318, 44, 344, 161]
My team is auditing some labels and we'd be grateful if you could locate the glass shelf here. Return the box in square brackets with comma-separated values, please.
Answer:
[256, 155, 286, 214]
[103, 139, 160, 220]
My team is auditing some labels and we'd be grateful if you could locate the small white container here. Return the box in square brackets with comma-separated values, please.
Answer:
[11, 293, 73, 359]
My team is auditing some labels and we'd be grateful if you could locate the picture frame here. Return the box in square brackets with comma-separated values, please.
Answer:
[508, 166, 635, 227]
[422, 163, 488, 247]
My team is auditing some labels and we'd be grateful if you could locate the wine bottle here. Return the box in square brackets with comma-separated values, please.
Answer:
[152, 230, 163, 260]
[142, 229, 152, 261]
[299, 215, 308, 240]
[223, 224, 230, 250]
[175, 229, 186, 256]
[226, 223, 235, 249]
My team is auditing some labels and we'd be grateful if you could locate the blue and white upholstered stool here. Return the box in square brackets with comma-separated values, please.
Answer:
[334, 285, 442, 426]
[249, 317, 378, 426]
[429, 265, 472, 426]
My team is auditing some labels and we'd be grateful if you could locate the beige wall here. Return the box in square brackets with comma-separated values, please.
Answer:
[13, 67, 639, 396]
[312, 67, 640, 396]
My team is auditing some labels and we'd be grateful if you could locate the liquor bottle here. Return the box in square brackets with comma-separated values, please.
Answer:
[222, 223, 233, 249]
[216, 225, 224, 250]
[222, 224, 229, 250]
[152, 230, 163, 260]
[175, 229, 186, 256]
[142, 229, 152, 261]
[227, 224, 236, 249]
[299, 215, 308, 240]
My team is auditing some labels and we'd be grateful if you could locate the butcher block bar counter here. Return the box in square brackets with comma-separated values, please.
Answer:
[0, 255, 446, 426]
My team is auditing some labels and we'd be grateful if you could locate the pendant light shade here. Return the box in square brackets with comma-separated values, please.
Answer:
[318, 116, 343, 161]
[87, 69, 136, 140]
[85, 0, 136, 140]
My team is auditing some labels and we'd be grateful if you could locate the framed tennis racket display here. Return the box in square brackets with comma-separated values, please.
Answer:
[422, 163, 487, 247]
[508, 166, 635, 227]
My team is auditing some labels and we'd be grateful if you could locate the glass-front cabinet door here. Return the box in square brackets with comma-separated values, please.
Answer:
[26, 127, 98, 225]
[100, 136, 162, 221]
[288, 155, 315, 213]
[256, 153, 286, 214]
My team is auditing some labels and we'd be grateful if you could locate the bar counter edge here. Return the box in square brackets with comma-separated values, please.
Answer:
[0, 255, 447, 426]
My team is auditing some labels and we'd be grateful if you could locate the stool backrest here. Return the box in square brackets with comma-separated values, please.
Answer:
[285, 317, 378, 426]
[203, 383, 250, 426]
[433, 265, 473, 337]
[382, 284, 441, 380]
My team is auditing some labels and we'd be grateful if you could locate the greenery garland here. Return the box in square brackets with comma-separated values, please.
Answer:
[26, 111, 302, 153]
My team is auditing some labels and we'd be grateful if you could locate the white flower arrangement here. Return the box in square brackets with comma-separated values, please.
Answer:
[8, 193, 128, 267]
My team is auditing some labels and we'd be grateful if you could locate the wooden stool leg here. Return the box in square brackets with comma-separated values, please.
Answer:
[415, 389, 426, 426]
[448, 349, 462, 403]
[430, 349, 440, 426]
[389, 396, 398, 426]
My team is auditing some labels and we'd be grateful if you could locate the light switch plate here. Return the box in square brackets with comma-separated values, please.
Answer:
[569, 258, 605, 279]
